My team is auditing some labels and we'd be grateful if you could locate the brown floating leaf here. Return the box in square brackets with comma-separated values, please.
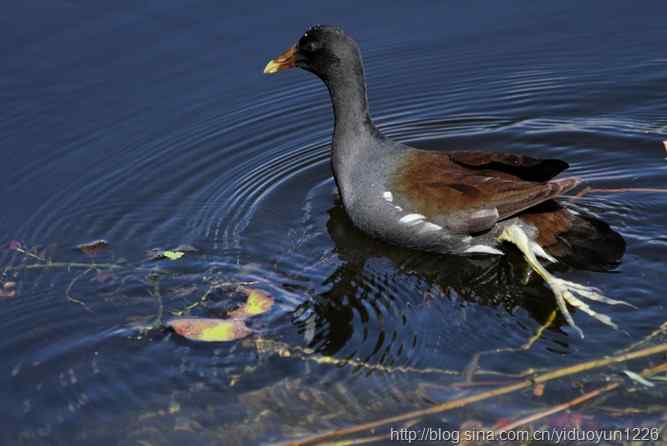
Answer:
[533, 383, 545, 397]
[228, 288, 274, 319]
[663, 140, 667, 153]
[0, 282, 17, 300]
[6, 240, 22, 251]
[95, 271, 114, 283]
[77, 239, 111, 256]
[167, 318, 251, 342]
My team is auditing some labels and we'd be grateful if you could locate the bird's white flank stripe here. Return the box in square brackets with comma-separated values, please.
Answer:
[399, 213, 426, 224]
[421, 222, 443, 232]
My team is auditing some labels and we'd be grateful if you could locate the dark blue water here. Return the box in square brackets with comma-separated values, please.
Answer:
[1, 1, 666, 444]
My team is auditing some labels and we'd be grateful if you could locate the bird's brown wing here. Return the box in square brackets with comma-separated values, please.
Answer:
[390, 151, 579, 234]
[448, 150, 569, 182]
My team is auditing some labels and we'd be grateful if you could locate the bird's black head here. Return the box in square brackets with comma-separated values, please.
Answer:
[264, 25, 362, 81]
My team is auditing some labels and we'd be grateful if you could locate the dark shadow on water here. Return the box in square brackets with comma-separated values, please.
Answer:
[295, 200, 573, 360]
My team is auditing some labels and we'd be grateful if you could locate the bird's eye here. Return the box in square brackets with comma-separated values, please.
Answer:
[305, 41, 318, 52]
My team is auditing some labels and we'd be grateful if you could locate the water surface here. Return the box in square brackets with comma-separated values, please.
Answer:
[1, 1, 667, 444]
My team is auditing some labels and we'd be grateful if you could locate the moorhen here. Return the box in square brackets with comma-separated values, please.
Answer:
[263, 25, 632, 337]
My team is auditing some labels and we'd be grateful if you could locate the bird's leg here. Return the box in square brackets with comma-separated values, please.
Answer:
[517, 261, 534, 285]
[498, 224, 635, 338]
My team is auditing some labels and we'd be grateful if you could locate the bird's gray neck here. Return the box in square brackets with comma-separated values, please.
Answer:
[321, 64, 381, 204]
[325, 72, 374, 145]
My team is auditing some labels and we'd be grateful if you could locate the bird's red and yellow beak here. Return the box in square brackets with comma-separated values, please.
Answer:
[263, 46, 297, 74]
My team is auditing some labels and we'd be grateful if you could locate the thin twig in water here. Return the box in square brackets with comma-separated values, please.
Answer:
[169, 280, 259, 316]
[65, 267, 95, 313]
[319, 432, 389, 446]
[617, 320, 667, 354]
[4, 262, 165, 273]
[493, 361, 667, 434]
[251, 338, 460, 376]
[570, 187, 667, 199]
[463, 310, 557, 384]
[13, 246, 48, 262]
[170, 283, 215, 316]
[148, 274, 164, 330]
[280, 342, 667, 446]
[320, 420, 418, 446]
[249, 337, 537, 380]
[496, 382, 619, 434]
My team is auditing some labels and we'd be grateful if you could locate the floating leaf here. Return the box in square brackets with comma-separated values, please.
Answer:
[174, 244, 199, 253]
[242, 288, 274, 315]
[650, 375, 667, 382]
[167, 318, 251, 342]
[0, 282, 17, 300]
[624, 370, 655, 387]
[228, 288, 274, 319]
[162, 250, 184, 260]
[77, 239, 110, 256]
[145, 248, 186, 261]
[533, 382, 545, 397]
[168, 402, 180, 414]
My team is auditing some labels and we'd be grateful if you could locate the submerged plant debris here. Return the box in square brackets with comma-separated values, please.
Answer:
[3, 240, 667, 444]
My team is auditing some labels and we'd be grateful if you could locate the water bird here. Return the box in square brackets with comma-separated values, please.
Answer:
[263, 25, 631, 337]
